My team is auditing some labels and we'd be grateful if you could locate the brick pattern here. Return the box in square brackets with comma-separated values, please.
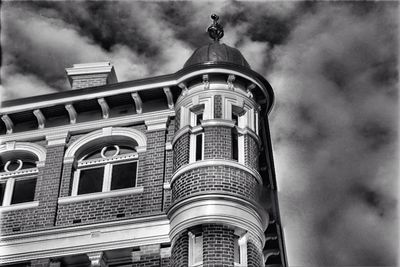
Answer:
[171, 165, 259, 204]
[170, 230, 188, 267]
[214, 95, 222, 118]
[35, 144, 65, 227]
[203, 126, 232, 160]
[175, 108, 180, 132]
[173, 132, 189, 171]
[245, 134, 259, 171]
[203, 224, 235, 267]
[1, 208, 37, 234]
[31, 258, 50, 267]
[247, 233, 264, 266]
[161, 257, 171, 266]
[59, 162, 73, 197]
[71, 73, 109, 89]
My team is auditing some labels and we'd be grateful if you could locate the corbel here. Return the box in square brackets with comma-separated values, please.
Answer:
[65, 104, 77, 124]
[202, 74, 210, 90]
[178, 83, 188, 96]
[1, 115, 14, 134]
[97, 98, 110, 119]
[33, 109, 45, 129]
[87, 251, 107, 267]
[263, 249, 280, 261]
[227, 74, 235, 90]
[247, 83, 256, 98]
[131, 92, 143, 114]
[163, 87, 174, 109]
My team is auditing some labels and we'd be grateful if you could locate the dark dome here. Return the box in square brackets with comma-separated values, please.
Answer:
[184, 43, 250, 69]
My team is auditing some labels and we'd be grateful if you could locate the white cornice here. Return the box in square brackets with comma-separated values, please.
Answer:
[0, 110, 174, 144]
[0, 216, 170, 264]
[170, 159, 262, 185]
[167, 195, 267, 246]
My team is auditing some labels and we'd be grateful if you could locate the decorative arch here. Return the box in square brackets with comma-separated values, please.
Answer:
[0, 142, 47, 162]
[64, 127, 147, 160]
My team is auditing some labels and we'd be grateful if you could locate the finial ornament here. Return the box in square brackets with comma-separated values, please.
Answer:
[208, 14, 224, 42]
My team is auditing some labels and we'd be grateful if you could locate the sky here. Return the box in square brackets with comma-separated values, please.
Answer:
[1, 1, 399, 266]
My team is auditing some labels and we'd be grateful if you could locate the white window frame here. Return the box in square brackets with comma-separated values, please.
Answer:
[71, 151, 138, 196]
[188, 231, 203, 267]
[1, 162, 39, 207]
[189, 132, 204, 163]
[234, 233, 248, 267]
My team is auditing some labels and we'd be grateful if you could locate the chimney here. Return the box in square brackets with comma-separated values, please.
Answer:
[65, 62, 118, 89]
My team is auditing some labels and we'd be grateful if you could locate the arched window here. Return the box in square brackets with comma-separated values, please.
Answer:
[71, 143, 138, 196]
[64, 127, 146, 198]
[0, 143, 46, 208]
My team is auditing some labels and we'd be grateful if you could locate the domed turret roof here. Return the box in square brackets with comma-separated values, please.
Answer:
[183, 14, 250, 69]
[183, 42, 251, 69]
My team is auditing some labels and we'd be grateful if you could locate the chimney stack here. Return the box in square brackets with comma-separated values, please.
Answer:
[65, 62, 117, 89]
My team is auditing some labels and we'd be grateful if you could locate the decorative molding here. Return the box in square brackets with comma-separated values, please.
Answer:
[33, 109, 45, 129]
[58, 186, 144, 204]
[168, 195, 267, 245]
[65, 62, 113, 76]
[87, 251, 106, 267]
[0, 216, 170, 264]
[163, 87, 174, 109]
[0, 109, 174, 144]
[97, 98, 110, 119]
[165, 142, 172, 151]
[1, 115, 14, 134]
[0, 201, 39, 213]
[145, 117, 169, 132]
[178, 83, 188, 96]
[202, 74, 209, 90]
[46, 132, 69, 147]
[64, 127, 147, 159]
[65, 104, 77, 124]
[200, 119, 235, 128]
[131, 92, 143, 114]
[170, 159, 262, 185]
[227, 74, 235, 90]
[0, 142, 46, 162]
[0, 168, 38, 179]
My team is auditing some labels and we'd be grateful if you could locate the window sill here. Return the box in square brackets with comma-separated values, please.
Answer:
[58, 186, 144, 204]
[190, 262, 203, 267]
[234, 263, 247, 267]
[0, 201, 39, 212]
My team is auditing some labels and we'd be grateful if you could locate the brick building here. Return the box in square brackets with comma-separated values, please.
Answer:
[0, 16, 287, 267]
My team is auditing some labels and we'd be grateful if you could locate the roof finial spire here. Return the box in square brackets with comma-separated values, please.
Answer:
[208, 14, 224, 42]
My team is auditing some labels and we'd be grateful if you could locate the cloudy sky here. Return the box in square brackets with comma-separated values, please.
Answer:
[1, 1, 398, 266]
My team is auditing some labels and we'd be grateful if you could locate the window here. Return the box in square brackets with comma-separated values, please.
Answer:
[72, 144, 138, 196]
[234, 233, 248, 266]
[232, 130, 238, 161]
[190, 104, 205, 127]
[0, 152, 38, 207]
[232, 106, 246, 128]
[190, 132, 204, 163]
[189, 231, 203, 266]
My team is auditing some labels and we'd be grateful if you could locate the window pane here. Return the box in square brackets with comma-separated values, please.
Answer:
[196, 134, 203, 161]
[232, 113, 239, 125]
[232, 131, 238, 161]
[78, 167, 104, 194]
[11, 178, 36, 204]
[0, 183, 6, 206]
[193, 235, 203, 263]
[234, 236, 240, 263]
[196, 113, 203, 125]
[111, 162, 137, 190]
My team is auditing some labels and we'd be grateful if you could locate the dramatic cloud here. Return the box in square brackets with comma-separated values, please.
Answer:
[1, 1, 398, 266]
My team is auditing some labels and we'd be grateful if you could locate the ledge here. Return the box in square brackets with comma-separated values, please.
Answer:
[0, 201, 39, 213]
[170, 159, 262, 185]
[58, 187, 144, 204]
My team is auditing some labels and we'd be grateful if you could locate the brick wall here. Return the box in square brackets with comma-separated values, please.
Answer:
[244, 134, 259, 171]
[174, 108, 180, 132]
[171, 165, 259, 204]
[203, 224, 235, 267]
[247, 233, 264, 266]
[203, 126, 232, 160]
[1, 207, 37, 234]
[31, 258, 50, 267]
[70, 73, 109, 89]
[170, 230, 188, 267]
[172, 132, 189, 171]
[214, 95, 222, 118]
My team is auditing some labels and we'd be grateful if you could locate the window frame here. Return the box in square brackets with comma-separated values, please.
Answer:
[189, 132, 204, 163]
[188, 231, 203, 267]
[71, 149, 139, 197]
[234, 233, 248, 267]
